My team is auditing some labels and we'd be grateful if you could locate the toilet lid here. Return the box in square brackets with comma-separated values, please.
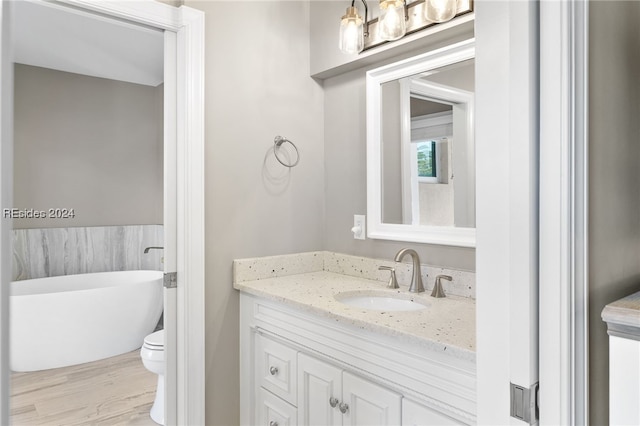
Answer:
[143, 329, 164, 349]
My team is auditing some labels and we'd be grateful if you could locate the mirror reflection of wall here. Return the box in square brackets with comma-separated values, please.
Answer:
[380, 58, 475, 229]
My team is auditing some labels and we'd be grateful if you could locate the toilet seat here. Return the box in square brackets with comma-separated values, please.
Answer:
[143, 329, 164, 350]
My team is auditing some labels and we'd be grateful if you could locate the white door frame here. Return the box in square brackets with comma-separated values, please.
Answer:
[539, 1, 589, 424]
[0, 1, 205, 424]
[477, 1, 589, 423]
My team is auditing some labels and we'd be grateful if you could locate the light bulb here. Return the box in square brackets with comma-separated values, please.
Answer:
[424, 0, 457, 23]
[339, 6, 364, 54]
[379, 0, 406, 41]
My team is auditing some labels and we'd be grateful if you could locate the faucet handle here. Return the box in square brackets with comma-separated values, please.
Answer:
[431, 274, 452, 298]
[378, 266, 399, 289]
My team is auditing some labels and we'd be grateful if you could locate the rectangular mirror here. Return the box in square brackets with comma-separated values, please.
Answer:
[366, 39, 475, 247]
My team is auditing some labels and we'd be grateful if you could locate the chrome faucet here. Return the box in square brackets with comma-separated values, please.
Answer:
[393, 248, 424, 293]
[144, 246, 164, 254]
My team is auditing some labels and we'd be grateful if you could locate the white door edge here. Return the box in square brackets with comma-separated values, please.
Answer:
[475, 2, 540, 424]
[539, 1, 589, 424]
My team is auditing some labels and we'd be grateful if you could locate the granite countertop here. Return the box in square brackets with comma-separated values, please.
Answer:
[602, 290, 640, 340]
[234, 270, 476, 362]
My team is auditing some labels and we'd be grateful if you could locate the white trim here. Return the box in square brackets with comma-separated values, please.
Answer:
[539, 0, 589, 424]
[0, 2, 13, 423]
[366, 38, 476, 247]
[175, 6, 205, 425]
[163, 28, 179, 425]
[57, 0, 183, 30]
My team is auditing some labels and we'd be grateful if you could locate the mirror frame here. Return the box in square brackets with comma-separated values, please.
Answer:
[366, 38, 476, 247]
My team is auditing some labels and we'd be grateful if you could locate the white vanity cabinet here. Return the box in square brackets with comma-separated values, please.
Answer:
[257, 387, 297, 426]
[240, 293, 476, 426]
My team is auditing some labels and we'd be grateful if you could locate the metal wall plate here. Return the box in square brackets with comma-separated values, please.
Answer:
[510, 382, 539, 424]
[164, 272, 177, 289]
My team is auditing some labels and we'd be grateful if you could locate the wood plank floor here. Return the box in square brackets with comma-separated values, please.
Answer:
[10, 350, 158, 426]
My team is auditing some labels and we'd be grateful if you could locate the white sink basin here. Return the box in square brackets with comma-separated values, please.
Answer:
[337, 295, 428, 311]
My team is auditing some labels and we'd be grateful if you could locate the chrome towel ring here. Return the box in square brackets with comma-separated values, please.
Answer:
[273, 135, 300, 168]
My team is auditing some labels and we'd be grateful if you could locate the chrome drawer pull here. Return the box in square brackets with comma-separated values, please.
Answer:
[339, 402, 349, 414]
[269, 421, 278, 426]
[329, 397, 339, 408]
[269, 366, 279, 376]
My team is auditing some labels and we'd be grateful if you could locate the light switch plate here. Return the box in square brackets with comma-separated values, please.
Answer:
[353, 215, 366, 240]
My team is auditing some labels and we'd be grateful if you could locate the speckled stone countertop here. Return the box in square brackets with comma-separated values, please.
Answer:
[602, 290, 640, 341]
[233, 252, 476, 362]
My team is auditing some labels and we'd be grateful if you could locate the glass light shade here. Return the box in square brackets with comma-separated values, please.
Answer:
[339, 7, 364, 54]
[424, 0, 457, 23]
[379, 0, 406, 41]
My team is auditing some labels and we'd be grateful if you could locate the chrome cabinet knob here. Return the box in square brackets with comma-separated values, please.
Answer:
[339, 402, 349, 414]
[269, 366, 279, 376]
[329, 397, 339, 408]
[269, 421, 278, 426]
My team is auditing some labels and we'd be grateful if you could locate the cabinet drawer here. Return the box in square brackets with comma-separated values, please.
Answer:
[256, 333, 298, 405]
[257, 387, 297, 426]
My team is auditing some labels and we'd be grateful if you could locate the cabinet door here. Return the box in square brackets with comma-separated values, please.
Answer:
[402, 398, 466, 425]
[342, 371, 402, 426]
[257, 387, 297, 426]
[297, 353, 342, 426]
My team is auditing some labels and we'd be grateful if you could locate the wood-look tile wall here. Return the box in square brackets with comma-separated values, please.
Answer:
[12, 225, 163, 281]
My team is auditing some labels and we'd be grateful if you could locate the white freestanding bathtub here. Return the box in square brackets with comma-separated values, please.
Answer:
[10, 270, 163, 372]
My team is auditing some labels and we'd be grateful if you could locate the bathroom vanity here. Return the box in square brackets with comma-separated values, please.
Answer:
[235, 252, 476, 425]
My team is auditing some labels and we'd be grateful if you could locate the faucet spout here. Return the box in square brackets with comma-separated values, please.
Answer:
[144, 246, 164, 254]
[393, 248, 424, 293]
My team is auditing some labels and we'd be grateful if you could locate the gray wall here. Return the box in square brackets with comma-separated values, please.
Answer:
[13, 64, 163, 228]
[186, 2, 325, 425]
[323, 63, 475, 271]
[589, 2, 640, 424]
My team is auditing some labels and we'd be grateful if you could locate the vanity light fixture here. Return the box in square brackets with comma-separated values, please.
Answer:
[338, 0, 472, 54]
[339, 0, 369, 54]
[424, 0, 458, 23]
[378, 0, 407, 41]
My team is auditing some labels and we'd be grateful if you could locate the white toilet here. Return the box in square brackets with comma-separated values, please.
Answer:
[140, 329, 165, 425]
